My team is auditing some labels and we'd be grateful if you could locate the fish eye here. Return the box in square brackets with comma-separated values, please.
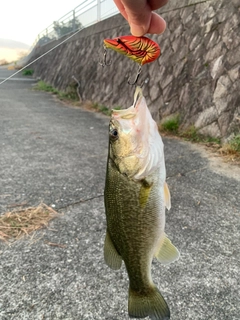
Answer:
[110, 128, 119, 140]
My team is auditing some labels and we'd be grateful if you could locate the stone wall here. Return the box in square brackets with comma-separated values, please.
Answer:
[30, 0, 240, 139]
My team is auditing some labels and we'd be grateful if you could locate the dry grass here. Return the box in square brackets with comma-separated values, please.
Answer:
[0, 203, 59, 242]
[218, 145, 240, 165]
[7, 65, 16, 70]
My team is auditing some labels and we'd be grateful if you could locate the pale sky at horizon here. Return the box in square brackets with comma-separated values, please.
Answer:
[1, 0, 112, 46]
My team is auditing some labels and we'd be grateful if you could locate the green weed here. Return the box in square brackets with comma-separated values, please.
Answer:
[34, 81, 78, 101]
[160, 116, 222, 147]
[229, 134, 240, 152]
[34, 81, 58, 93]
[91, 103, 111, 116]
[92, 103, 99, 110]
[180, 125, 221, 144]
[160, 115, 180, 133]
[99, 105, 111, 116]
[22, 69, 34, 76]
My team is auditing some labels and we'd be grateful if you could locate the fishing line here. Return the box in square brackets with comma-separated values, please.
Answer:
[0, 28, 84, 86]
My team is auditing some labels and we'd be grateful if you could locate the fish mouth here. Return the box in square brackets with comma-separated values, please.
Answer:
[110, 106, 136, 137]
[110, 87, 145, 135]
[111, 106, 136, 120]
[108, 86, 164, 180]
[111, 86, 143, 120]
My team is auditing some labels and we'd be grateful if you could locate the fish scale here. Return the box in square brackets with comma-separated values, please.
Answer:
[104, 87, 179, 320]
[105, 165, 164, 290]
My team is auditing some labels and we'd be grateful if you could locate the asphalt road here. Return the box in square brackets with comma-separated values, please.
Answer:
[0, 67, 239, 320]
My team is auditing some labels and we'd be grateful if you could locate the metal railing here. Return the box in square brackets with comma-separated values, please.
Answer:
[33, 0, 118, 48]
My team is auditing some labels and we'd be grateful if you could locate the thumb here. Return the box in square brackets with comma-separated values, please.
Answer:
[129, 22, 148, 37]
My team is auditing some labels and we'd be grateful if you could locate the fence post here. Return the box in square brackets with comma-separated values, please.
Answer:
[73, 10, 76, 31]
[97, 0, 101, 21]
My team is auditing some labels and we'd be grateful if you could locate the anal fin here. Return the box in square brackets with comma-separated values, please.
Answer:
[104, 230, 122, 270]
[155, 233, 180, 265]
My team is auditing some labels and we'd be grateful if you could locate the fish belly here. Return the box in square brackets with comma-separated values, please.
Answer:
[104, 161, 165, 289]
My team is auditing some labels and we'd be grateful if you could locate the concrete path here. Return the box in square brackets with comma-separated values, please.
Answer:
[0, 67, 239, 320]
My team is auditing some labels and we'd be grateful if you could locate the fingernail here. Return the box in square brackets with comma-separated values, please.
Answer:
[130, 23, 146, 37]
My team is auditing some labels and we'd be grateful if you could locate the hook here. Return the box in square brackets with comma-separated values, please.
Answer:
[99, 46, 112, 67]
[127, 66, 142, 85]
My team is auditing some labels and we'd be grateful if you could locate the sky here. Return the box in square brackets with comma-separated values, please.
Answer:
[0, 0, 106, 46]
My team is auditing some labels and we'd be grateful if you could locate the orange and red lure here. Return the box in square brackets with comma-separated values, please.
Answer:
[103, 35, 161, 65]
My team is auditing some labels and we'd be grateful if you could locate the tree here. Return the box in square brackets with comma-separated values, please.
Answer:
[53, 18, 83, 38]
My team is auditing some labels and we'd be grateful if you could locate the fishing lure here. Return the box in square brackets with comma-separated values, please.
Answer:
[104, 35, 160, 65]
[100, 35, 161, 85]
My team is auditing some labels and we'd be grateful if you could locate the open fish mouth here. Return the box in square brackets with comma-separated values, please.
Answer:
[111, 86, 143, 117]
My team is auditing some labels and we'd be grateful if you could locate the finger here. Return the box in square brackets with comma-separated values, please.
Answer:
[114, 0, 166, 36]
[149, 0, 169, 10]
[147, 12, 166, 34]
[114, 0, 169, 14]
[113, 0, 128, 21]
[114, 0, 152, 36]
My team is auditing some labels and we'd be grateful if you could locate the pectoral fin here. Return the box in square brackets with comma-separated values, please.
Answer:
[104, 230, 122, 270]
[164, 182, 171, 210]
[155, 233, 180, 265]
[139, 179, 152, 208]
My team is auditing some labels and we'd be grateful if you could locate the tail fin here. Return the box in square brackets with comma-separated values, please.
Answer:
[128, 285, 170, 320]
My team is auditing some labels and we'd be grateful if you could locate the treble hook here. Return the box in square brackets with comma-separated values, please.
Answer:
[127, 66, 142, 85]
[99, 46, 112, 67]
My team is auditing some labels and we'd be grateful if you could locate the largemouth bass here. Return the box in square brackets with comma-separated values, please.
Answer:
[104, 87, 179, 320]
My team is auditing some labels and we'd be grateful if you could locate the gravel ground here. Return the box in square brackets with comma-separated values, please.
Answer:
[0, 68, 239, 320]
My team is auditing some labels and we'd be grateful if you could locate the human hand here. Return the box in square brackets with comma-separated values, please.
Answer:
[114, 0, 169, 36]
